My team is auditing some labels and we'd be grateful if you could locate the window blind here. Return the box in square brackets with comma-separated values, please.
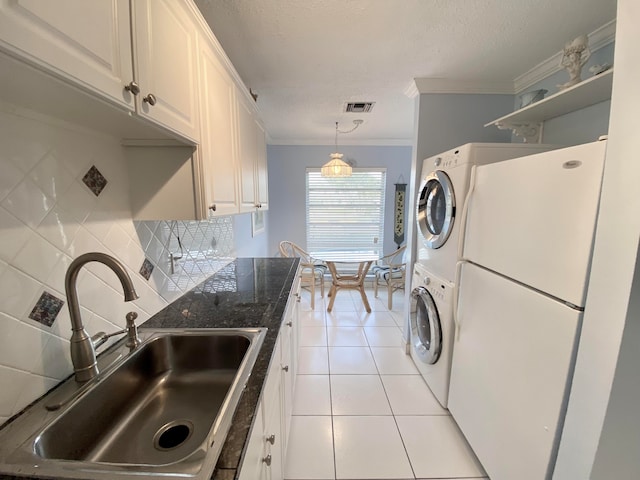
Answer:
[306, 168, 386, 260]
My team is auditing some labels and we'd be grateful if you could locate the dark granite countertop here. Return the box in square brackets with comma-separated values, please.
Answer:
[0, 257, 299, 480]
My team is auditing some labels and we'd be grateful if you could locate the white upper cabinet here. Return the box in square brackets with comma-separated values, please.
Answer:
[238, 96, 259, 212]
[0, 0, 200, 143]
[255, 120, 270, 210]
[0, 0, 268, 221]
[132, 0, 200, 143]
[0, 0, 134, 110]
[238, 95, 269, 213]
[195, 32, 240, 217]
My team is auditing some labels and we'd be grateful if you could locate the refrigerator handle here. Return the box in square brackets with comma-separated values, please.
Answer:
[457, 164, 477, 260]
[453, 165, 477, 340]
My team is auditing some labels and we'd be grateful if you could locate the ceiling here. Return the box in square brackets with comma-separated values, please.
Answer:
[194, 0, 616, 146]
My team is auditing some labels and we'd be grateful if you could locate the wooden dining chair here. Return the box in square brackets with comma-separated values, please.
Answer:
[279, 241, 327, 309]
[371, 245, 407, 310]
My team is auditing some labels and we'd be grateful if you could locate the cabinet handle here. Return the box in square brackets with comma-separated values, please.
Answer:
[282, 365, 289, 372]
[124, 81, 140, 95]
[255, 203, 262, 209]
[143, 93, 157, 106]
[209, 204, 217, 212]
[286, 321, 292, 327]
[262, 454, 272, 466]
[266, 434, 275, 445]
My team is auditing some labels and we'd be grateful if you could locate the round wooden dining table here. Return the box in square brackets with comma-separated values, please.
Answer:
[313, 252, 379, 313]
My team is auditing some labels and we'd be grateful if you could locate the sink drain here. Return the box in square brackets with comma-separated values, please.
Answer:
[154, 420, 193, 451]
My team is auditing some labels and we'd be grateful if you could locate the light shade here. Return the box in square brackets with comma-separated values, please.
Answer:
[321, 153, 352, 177]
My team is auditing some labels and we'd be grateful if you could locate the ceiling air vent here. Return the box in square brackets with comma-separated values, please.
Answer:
[345, 102, 375, 113]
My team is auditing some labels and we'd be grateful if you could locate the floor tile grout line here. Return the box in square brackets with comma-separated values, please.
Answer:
[296, 293, 409, 480]
[320, 298, 339, 480]
[380, 369, 418, 480]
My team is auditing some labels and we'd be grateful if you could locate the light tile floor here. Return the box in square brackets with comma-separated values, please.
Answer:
[285, 285, 488, 480]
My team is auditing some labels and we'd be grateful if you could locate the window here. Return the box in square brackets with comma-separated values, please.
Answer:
[306, 168, 386, 260]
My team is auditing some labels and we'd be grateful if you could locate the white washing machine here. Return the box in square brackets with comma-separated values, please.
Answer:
[409, 262, 454, 408]
[416, 142, 558, 283]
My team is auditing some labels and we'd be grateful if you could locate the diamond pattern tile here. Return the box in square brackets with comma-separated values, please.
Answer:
[139, 258, 154, 281]
[0, 107, 244, 419]
[81, 165, 108, 196]
[28, 291, 65, 327]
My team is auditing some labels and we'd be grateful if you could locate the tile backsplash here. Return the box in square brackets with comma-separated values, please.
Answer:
[0, 103, 236, 424]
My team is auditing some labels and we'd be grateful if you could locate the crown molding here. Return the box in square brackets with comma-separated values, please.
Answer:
[514, 19, 616, 93]
[414, 78, 515, 95]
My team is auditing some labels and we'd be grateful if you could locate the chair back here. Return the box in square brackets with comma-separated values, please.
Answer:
[279, 241, 312, 263]
[378, 245, 407, 267]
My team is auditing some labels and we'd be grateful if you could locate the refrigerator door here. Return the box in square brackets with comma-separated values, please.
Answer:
[463, 140, 606, 307]
[449, 263, 580, 480]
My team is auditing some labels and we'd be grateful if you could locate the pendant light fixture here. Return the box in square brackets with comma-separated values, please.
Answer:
[321, 120, 363, 177]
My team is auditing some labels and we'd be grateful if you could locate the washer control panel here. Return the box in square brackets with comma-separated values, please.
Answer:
[413, 264, 450, 302]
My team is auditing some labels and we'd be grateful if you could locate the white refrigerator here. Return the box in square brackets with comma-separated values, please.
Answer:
[448, 140, 607, 480]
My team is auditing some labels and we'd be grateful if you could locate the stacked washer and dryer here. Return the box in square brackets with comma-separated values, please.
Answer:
[409, 142, 557, 409]
[410, 139, 609, 479]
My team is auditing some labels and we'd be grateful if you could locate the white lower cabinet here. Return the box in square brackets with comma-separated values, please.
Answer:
[239, 336, 284, 480]
[237, 404, 268, 480]
[238, 279, 300, 480]
[280, 278, 301, 455]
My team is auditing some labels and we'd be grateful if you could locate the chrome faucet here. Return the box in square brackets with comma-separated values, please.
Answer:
[65, 252, 139, 383]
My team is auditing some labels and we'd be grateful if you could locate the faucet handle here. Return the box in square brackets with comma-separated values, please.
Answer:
[91, 331, 109, 350]
[126, 311, 138, 326]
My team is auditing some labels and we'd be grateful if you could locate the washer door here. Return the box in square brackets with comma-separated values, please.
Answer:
[416, 171, 455, 249]
[410, 286, 442, 364]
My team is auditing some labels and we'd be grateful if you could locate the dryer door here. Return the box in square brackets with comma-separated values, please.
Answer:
[410, 286, 442, 364]
[416, 171, 455, 249]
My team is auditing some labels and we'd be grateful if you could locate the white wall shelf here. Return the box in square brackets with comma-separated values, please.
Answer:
[486, 69, 614, 142]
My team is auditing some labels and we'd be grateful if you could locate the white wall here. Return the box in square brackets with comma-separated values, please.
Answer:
[591, 241, 640, 477]
[266, 144, 412, 256]
[234, 211, 270, 257]
[414, 93, 513, 162]
[553, 1, 640, 476]
[0, 103, 238, 423]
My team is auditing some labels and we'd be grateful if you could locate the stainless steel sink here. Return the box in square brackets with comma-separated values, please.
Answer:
[0, 328, 266, 479]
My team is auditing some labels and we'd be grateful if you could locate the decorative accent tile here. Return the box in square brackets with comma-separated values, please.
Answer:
[81, 165, 107, 197]
[28, 291, 65, 327]
[139, 258, 154, 281]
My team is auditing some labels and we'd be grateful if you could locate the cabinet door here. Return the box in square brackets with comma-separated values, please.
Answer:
[197, 35, 240, 217]
[264, 385, 283, 480]
[237, 96, 258, 213]
[280, 315, 293, 452]
[262, 336, 284, 480]
[237, 405, 269, 480]
[0, 0, 134, 110]
[132, 0, 199, 142]
[255, 119, 269, 210]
